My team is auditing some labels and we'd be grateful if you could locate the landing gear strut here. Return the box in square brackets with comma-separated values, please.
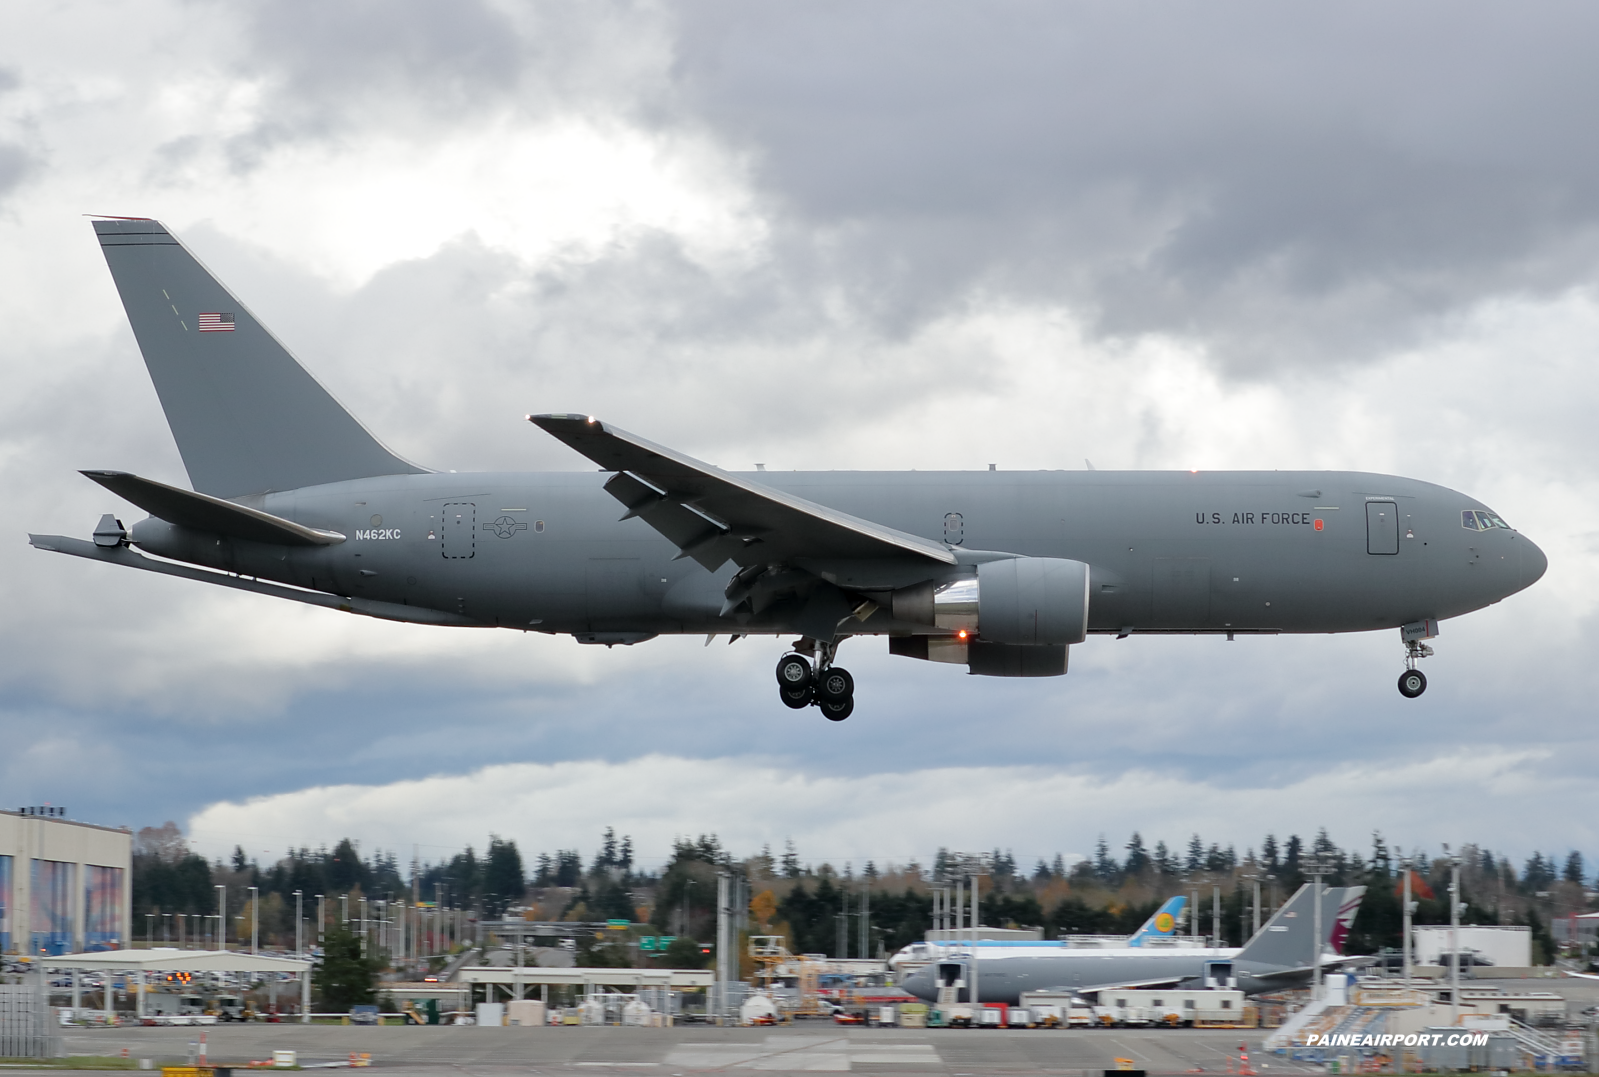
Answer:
[774, 639, 854, 720]
[1397, 626, 1435, 698]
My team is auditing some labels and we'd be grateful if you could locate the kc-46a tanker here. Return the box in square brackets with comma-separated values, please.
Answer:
[30, 219, 1547, 719]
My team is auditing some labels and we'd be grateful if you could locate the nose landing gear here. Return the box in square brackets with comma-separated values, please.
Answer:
[1397, 620, 1438, 698]
[774, 639, 855, 720]
[1398, 667, 1427, 698]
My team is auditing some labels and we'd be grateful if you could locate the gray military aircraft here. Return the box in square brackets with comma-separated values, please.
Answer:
[30, 219, 1548, 719]
[899, 882, 1366, 1004]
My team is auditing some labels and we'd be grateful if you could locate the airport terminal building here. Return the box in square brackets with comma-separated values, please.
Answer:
[0, 809, 132, 955]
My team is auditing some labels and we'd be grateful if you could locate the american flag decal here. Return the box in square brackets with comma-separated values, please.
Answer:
[197, 312, 235, 332]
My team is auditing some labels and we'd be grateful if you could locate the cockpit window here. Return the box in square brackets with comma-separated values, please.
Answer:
[1462, 510, 1511, 531]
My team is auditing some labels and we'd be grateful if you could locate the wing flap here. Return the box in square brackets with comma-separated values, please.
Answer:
[81, 470, 345, 546]
[532, 415, 954, 571]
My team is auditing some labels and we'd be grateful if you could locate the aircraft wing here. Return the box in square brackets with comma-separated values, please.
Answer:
[531, 415, 956, 572]
[1250, 954, 1375, 981]
[1072, 975, 1191, 995]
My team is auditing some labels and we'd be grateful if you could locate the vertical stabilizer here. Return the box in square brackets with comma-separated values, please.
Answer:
[1236, 883, 1366, 967]
[1127, 895, 1186, 946]
[93, 219, 426, 498]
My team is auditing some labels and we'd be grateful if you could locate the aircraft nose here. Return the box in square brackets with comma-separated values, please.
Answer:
[1520, 535, 1548, 590]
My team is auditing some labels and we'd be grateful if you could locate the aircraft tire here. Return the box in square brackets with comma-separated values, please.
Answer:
[816, 666, 854, 704]
[1397, 669, 1427, 698]
[780, 685, 813, 709]
[776, 653, 813, 690]
[820, 694, 854, 721]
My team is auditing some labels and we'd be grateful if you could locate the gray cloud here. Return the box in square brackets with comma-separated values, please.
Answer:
[666, 1, 1599, 369]
[207, 0, 670, 168]
[0, 67, 33, 204]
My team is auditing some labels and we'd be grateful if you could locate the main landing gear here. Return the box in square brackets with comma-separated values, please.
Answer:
[1397, 621, 1437, 698]
[774, 640, 855, 721]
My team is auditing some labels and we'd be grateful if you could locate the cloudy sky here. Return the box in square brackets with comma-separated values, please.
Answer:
[4, 1, 1597, 875]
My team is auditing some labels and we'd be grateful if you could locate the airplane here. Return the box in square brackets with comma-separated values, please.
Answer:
[899, 883, 1366, 1004]
[886, 895, 1188, 976]
[30, 219, 1548, 719]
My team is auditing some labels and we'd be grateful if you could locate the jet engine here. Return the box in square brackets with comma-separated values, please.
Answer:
[886, 556, 1091, 677]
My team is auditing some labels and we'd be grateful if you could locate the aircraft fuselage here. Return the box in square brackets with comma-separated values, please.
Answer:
[128, 467, 1542, 638]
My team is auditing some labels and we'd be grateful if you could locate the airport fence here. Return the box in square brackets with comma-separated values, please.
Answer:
[0, 979, 59, 1058]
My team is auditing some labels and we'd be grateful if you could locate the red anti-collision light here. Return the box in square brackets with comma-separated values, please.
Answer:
[1314, 519, 1324, 531]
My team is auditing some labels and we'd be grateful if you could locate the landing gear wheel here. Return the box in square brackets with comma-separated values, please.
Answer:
[819, 695, 854, 721]
[775, 653, 813, 690]
[815, 666, 854, 704]
[780, 685, 813, 709]
[1398, 669, 1427, 698]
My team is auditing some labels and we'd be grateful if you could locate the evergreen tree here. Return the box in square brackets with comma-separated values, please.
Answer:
[782, 840, 802, 879]
[1093, 836, 1119, 884]
[1186, 834, 1204, 873]
[482, 837, 525, 918]
[553, 851, 583, 887]
[1284, 835, 1303, 878]
[1563, 851, 1585, 885]
[1033, 859, 1053, 882]
[1262, 834, 1280, 873]
[660, 935, 708, 969]
[314, 925, 379, 1011]
[328, 839, 371, 893]
[1524, 852, 1556, 890]
[1051, 853, 1067, 878]
[1124, 833, 1150, 877]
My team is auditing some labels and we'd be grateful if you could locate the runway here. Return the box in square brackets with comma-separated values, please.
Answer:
[41, 1023, 1325, 1076]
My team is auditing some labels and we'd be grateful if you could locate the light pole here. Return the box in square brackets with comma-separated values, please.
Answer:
[249, 886, 259, 954]
[316, 894, 325, 948]
[163, 912, 172, 943]
[1303, 854, 1334, 1002]
[1398, 855, 1415, 985]
[146, 913, 154, 948]
[216, 885, 226, 951]
[294, 891, 303, 958]
[1446, 846, 1464, 1023]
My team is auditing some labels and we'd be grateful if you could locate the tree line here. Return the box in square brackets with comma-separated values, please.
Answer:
[132, 822, 1593, 962]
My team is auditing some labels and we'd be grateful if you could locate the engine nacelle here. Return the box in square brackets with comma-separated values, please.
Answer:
[912, 557, 1090, 645]
[886, 556, 1091, 677]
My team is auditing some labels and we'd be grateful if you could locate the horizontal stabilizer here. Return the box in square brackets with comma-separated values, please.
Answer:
[81, 470, 345, 546]
[28, 534, 479, 626]
[530, 414, 955, 572]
